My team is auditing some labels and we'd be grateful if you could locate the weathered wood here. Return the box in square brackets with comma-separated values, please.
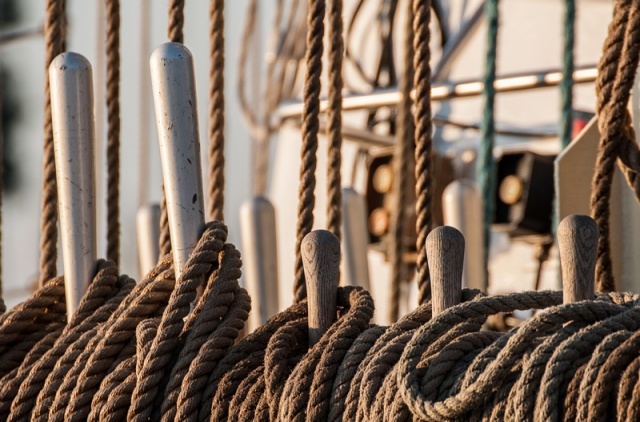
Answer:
[558, 214, 597, 303]
[50, 52, 97, 321]
[240, 196, 279, 332]
[427, 226, 465, 317]
[302, 230, 340, 346]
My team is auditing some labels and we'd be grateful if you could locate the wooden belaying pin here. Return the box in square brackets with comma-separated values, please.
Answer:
[49, 52, 98, 321]
[341, 188, 371, 290]
[136, 204, 161, 277]
[558, 214, 598, 303]
[240, 196, 279, 332]
[302, 230, 340, 347]
[427, 226, 465, 317]
[150, 42, 205, 281]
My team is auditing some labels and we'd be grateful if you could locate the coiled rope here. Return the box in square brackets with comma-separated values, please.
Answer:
[591, 0, 640, 292]
[4, 2, 640, 421]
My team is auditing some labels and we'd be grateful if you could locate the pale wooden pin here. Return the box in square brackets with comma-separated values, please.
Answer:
[427, 226, 465, 317]
[240, 196, 280, 332]
[558, 214, 598, 303]
[50, 52, 98, 322]
[150, 43, 205, 283]
[302, 230, 340, 346]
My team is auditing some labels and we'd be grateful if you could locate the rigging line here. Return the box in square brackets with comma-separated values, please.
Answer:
[39, 0, 66, 285]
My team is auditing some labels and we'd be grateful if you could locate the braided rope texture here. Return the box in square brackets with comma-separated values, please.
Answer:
[4, 232, 640, 421]
[207, 0, 226, 222]
[591, 0, 640, 292]
[39, 0, 66, 285]
[106, 0, 121, 266]
[412, 0, 434, 304]
[293, 0, 326, 303]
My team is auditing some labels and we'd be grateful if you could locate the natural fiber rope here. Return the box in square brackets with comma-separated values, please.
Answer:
[167, 0, 185, 44]
[477, 0, 499, 290]
[207, 0, 226, 222]
[106, 0, 121, 266]
[412, 0, 434, 304]
[293, 0, 325, 303]
[389, 0, 414, 323]
[39, 0, 66, 285]
[591, 0, 640, 291]
[326, 0, 343, 241]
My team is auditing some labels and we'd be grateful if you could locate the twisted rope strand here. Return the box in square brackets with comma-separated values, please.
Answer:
[293, 0, 325, 302]
[412, 0, 434, 304]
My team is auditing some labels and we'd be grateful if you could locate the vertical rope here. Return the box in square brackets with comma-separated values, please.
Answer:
[159, 0, 187, 256]
[293, 0, 325, 303]
[477, 0, 499, 289]
[560, 0, 575, 149]
[167, 0, 185, 44]
[207, 0, 225, 222]
[105, 0, 121, 266]
[591, 0, 638, 292]
[412, 0, 434, 304]
[326, 0, 343, 241]
[389, 0, 414, 323]
[39, 0, 66, 285]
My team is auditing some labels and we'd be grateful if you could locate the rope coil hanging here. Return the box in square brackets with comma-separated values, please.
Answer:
[3, 1, 640, 421]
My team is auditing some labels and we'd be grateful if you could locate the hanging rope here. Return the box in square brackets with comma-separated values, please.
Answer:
[591, 0, 640, 291]
[39, 0, 66, 285]
[412, 0, 434, 304]
[293, 0, 325, 303]
[326, 0, 343, 241]
[389, 0, 414, 323]
[560, 0, 575, 149]
[105, 0, 121, 266]
[167, 0, 185, 44]
[207, 0, 225, 222]
[477, 0, 499, 289]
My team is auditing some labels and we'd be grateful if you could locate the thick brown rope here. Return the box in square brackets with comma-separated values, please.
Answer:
[591, 0, 640, 291]
[39, 0, 66, 285]
[326, 0, 343, 241]
[293, 0, 325, 303]
[106, 0, 121, 266]
[412, 0, 434, 304]
[389, 0, 415, 323]
[167, 0, 185, 44]
[207, 0, 226, 222]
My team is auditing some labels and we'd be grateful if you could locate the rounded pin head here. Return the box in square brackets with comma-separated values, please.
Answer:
[150, 42, 194, 68]
[427, 226, 465, 316]
[558, 214, 598, 302]
[49, 52, 92, 74]
[302, 230, 340, 346]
